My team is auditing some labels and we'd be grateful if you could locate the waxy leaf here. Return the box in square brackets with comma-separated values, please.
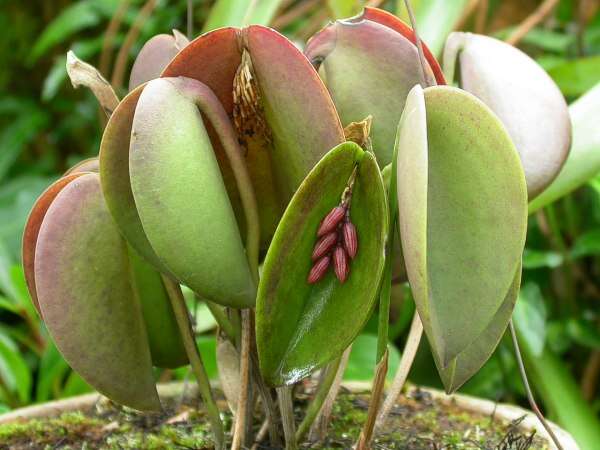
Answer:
[129, 78, 255, 308]
[444, 32, 571, 199]
[128, 31, 189, 91]
[396, 85, 527, 368]
[162, 26, 344, 246]
[99, 85, 170, 274]
[33, 173, 160, 411]
[304, 8, 441, 167]
[256, 142, 387, 386]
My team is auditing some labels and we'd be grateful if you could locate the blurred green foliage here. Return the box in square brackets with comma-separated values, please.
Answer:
[1, 0, 600, 448]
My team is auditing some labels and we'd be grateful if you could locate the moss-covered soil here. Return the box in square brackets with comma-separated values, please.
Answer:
[0, 387, 550, 449]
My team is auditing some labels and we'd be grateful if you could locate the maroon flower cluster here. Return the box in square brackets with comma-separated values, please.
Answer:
[307, 204, 358, 284]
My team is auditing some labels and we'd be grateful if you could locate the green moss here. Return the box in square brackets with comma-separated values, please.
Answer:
[0, 390, 551, 449]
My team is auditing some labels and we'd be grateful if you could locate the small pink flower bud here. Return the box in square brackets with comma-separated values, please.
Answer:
[317, 206, 346, 237]
[333, 245, 349, 283]
[312, 232, 338, 261]
[342, 221, 358, 259]
[308, 256, 331, 284]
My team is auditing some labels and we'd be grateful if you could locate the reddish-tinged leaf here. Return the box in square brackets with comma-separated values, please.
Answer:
[129, 32, 189, 91]
[35, 173, 160, 411]
[22, 174, 85, 315]
[362, 7, 445, 85]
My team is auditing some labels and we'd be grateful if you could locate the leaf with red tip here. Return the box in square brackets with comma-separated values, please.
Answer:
[22, 174, 85, 315]
[244, 25, 345, 200]
[129, 31, 189, 91]
[129, 78, 255, 308]
[304, 13, 437, 167]
[362, 7, 445, 84]
[34, 173, 160, 411]
[64, 157, 99, 175]
[444, 32, 571, 199]
[256, 142, 387, 386]
[163, 27, 345, 246]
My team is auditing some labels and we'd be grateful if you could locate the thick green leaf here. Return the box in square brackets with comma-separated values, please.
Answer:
[99, 85, 170, 274]
[529, 82, 600, 212]
[256, 142, 387, 386]
[162, 26, 344, 247]
[437, 264, 521, 393]
[128, 32, 189, 91]
[304, 11, 435, 167]
[129, 78, 255, 308]
[444, 32, 571, 199]
[128, 247, 187, 369]
[34, 173, 160, 411]
[396, 85, 527, 367]
[22, 173, 86, 314]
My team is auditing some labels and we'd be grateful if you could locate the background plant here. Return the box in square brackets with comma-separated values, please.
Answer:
[2, 1, 600, 449]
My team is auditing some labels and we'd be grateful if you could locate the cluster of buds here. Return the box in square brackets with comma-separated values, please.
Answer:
[308, 174, 358, 284]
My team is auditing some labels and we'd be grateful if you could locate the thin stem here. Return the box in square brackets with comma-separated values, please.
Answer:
[295, 357, 343, 441]
[277, 386, 298, 450]
[100, 0, 131, 77]
[403, 0, 435, 87]
[204, 299, 239, 344]
[308, 345, 352, 442]
[111, 0, 157, 90]
[509, 320, 565, 450]
[356, 350, 388, 450]
[375, 313, 423, 433]
[376, 238, 394, 362]
[231, 309, 252, 450]
[187, 0, 193, 40]
[162, 276, 225, 450]
[506, 0, 560, 46]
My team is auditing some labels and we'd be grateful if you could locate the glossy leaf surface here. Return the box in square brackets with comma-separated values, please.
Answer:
[162, 26, 344, 246]
[444, 32, 571, 199]
[34, 173, 160, 411]
[396, 85, 527, 367]
[304, 8, 439, 167]
[256, 142, 387, 386]
[129, 78, 255, 308]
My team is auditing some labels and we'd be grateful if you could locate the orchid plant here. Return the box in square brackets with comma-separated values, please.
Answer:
[23, 3, 571, 450]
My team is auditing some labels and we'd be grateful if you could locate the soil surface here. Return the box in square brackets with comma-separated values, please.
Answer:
[0, 386, 550, 449]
